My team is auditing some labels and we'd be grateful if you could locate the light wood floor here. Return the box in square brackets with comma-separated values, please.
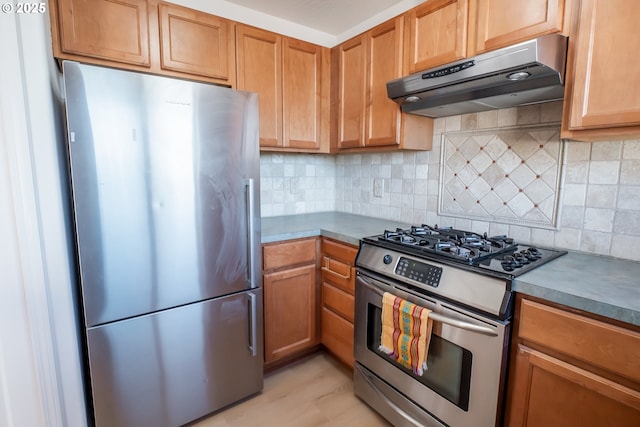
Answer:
[190, 352, 391, 427]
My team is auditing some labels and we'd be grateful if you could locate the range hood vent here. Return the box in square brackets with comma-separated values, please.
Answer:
[387, 34, 568, 118]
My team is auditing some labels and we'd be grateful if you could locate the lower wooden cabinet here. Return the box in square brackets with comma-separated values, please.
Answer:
[505, 296, 640, 426]
[320, 238, 358, 367]
[262, 238, 320, 366]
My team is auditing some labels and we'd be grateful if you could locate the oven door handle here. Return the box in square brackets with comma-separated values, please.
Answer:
[358, 274, 498, 337]
[427, 312, 498, 337]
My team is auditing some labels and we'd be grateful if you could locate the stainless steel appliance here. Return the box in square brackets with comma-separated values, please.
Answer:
[353, 225, 567, 427]
[63, 61, 262, 427]
[387, 34, 568, 117]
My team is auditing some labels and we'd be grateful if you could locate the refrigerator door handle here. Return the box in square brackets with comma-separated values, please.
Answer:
[245, 178, 256, 288]
[247, 292, 258, 356]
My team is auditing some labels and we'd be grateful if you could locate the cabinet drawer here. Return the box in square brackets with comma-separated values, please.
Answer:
[321, 238, 357, 293]
[322, 238, 358, 263]
[518, 298, 640, 383]
[263, 238, 317, 271]
[321, 307, 354, 367]
[322, 282, 354, 322]
[321, 258, 354, 293]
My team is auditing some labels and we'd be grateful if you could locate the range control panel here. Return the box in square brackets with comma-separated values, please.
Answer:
[395, 257, 442, 288]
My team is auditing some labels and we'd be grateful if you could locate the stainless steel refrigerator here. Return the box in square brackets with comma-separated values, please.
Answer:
[62, 61, 263, 427]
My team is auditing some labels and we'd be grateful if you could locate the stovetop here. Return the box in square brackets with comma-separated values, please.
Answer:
[356, 225, 567, 320]
[361, 224, 567, 278]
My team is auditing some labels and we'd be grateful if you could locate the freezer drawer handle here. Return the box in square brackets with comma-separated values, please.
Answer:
[247, 292, 258, 356]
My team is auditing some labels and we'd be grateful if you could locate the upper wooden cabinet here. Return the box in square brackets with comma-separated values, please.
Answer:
[335, 34, 366, 149]
[562, 0, 640, 141]
[404, 0, 469, 74]
[283, 38, 327, 150]
[49, 0, 236, 87]
[51, 0, 150, 66]
[237, 25, 329, 152]
[237, 26, 282, 148]
[334, 17, 433, 152]
[470, 0, 570, 54]
[158, 2, 234, 82]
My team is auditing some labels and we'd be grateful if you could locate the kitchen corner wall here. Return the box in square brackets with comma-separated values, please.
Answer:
[260, 101, 640, 262]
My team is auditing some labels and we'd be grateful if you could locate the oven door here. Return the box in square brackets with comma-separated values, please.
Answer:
[354, 271, 510, 427]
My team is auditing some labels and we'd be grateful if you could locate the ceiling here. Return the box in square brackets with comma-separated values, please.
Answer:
[223, 0, 407, 36]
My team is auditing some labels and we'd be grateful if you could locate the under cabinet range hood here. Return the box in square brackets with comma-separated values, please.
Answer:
[387, 34, 568, 118]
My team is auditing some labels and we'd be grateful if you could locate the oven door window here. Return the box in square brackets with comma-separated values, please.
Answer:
[367, 303, 472, 411]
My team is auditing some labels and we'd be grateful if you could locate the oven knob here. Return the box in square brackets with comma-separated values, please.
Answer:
[383, 255, 393, 265]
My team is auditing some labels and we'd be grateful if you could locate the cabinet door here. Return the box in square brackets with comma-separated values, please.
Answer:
[337, 35, 366, 149]
[565, 0, 640, 134]
[283, 39, 323, 149]
[473, 0, 565, 54]
[506, 344, 640, 427]
[405, 0, 468, 74]
[366, 18, 403, 147]
[263, 264, 317, 363]
[54, 0, 150, 66]
[236, 26, 282, 148]
[158, 2, 234, 83]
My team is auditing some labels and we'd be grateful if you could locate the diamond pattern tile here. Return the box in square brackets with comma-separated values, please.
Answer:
[439, 125, 564, 228]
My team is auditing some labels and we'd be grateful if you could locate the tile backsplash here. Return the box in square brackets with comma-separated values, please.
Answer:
[260, 101, 640, 262]
[439, 124, 563, 229]
[260, 153, 336, 216]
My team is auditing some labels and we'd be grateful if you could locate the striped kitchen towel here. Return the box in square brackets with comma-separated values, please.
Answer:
[379, 292, 433, 376]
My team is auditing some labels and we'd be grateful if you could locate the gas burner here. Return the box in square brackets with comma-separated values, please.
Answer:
[409, 225, 438, 236]
[382, 229, 420, 245]
[435, 242, 476, 259]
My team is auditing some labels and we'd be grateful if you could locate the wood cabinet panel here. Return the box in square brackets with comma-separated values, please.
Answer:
[507, 344, 640, 427]
[506, 296, 640, 426]
[518, 298, 640, 383]
[283, 38, 324, 149]
[264, 264, 318, 363]
[405, 0, 468, 74]
[337, 36, 366, 149]
[322, 282, 354, 323]
[321, 257, 354, 293]
[472, 0, 565, 54]
[54, 0, 150, 66]
[320, 238, 356, 367]
[51, 0, 236, 86]
[321, 238, 357, 293]
[237, 25, 327, 152]
[236, 26, 282, 147]
[367, 18, 403, 147]
[263, 238, 317, 271]
[321, 307, 355, 368]
[158, 2, 234, 82]
[563, 0, 640, 140]
[322, 238, 359, 262]
[334, 17, 433, 152]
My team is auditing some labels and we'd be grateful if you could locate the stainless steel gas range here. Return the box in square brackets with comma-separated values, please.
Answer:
[353, 225, 566, 427]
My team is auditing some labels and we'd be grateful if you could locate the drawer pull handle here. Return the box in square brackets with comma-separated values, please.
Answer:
[322, 256, 351, 280]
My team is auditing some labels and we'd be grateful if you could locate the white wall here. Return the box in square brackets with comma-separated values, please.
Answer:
[0, 5, 86, 427]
